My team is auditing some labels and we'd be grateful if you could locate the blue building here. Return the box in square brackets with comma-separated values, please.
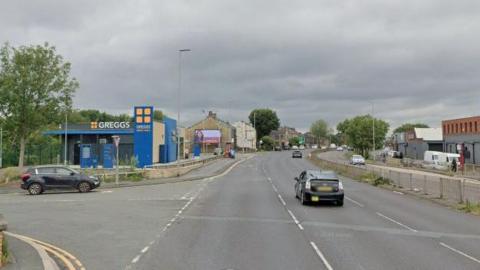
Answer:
[44, 106, 177, 168]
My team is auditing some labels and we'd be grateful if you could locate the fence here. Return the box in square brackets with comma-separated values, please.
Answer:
[311, 153, 480, 205]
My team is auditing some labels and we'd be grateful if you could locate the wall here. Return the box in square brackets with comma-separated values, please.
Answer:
[160, 116, 177, 163]
[233, 121, 256, 150]
[186, 116, 235, 153]
[152, 122, 165, 163]
[444, 133, 480, 164]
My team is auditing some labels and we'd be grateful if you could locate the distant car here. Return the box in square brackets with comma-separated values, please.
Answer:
[292, 150, 303, 158]
[292, 145, 299, 150]
[294, 170, 344, 206]
[350, 155, 366, 165]
[311, 145, 318, 149]
[299, 145, 305, 150]
[336, 147, 344, 151]
[21, 166, 101, 195]
[274, 146, 282, 151]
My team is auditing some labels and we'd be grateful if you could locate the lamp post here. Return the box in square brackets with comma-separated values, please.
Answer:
[370, 101, 375, 159]
[177, 49, 191, 164]
[64, 112, 68, 166]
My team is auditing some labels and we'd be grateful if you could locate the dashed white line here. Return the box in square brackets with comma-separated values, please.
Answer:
[131, 255, 141, 264]
[141, 246, 149, 253]
[310, 241, 334, 270]
[345, 196, 364, 207]
[376, 212, 418, 232]
[297, 224, 304, 230]
[278, 194, 286, 206]
[440, 242, 480, 264]
[272, 185, 278, 193]
[287, 209, 300, 224]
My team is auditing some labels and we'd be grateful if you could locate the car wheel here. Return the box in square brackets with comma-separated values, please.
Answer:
[28, 183, 43, 195]
[337, 199, 344, 207]
[300, 191, 308, 205]
[78, 182, 92, 193]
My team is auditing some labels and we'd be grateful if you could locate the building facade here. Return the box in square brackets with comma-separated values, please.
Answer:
[393, 128, 443, 160]
[185, 111, 236, 154]
[442, 116, 480, 164]
[233, 121, 256, 151]
[270, 126, 301, 147]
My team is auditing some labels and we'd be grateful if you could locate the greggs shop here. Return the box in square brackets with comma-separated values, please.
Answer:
[44, 106, 178, 168]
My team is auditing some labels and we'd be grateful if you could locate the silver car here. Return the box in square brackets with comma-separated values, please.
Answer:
[350, 155, 365, 165]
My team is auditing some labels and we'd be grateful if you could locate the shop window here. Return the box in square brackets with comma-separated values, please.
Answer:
[443, 125, 447, 134]
[456, 123, 458, 133]
[470, 122, 473, 132]
[476, 121, 478, 132]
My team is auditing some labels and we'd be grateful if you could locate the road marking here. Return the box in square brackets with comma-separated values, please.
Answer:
[272, 184, 278, 193]
[268, 177, 272, 181]
[310, 241, 334, 270]
[393, 191, 404, 195]
[440, 242, 480, 264]
[4, 232, 59, 270]
[376, 212, 418, 232]
[345, 196, 364, 207]
[298, 224, 304, 230]
[141, 246, 149, 253]
[131, 255, 141, 264]
[101, 190, 113, 193]
[287, 209, 300, 224]
[278, 194, 286, 206]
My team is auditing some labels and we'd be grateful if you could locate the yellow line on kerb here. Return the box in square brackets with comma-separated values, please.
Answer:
[7, 232, 85, 270]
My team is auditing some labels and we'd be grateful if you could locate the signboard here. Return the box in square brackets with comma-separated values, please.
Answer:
[133, 106, 154, 168]
[194, 130, 221, 144]
[90, 122, 131, 129]
[112, 135, 120, 147]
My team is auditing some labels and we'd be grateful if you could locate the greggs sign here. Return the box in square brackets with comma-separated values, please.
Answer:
[90, 122, 131, 129]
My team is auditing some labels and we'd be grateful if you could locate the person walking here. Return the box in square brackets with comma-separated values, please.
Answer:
[452, 158, 457, 173]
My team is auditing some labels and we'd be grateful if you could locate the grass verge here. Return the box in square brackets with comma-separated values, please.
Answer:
[457, 200, 480, 215]
[2, 236, 9, 266]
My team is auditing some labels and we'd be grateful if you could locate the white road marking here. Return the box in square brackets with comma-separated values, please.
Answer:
[287, 209, 300, 224]
[376, 212, 418, 232]
[131, 255, 141, 264]
[440, 242, 480, 264]
[141, 246, 149, 253]
[345, 196, 364, 207]
[101, 190, 113, 193]
[310, 241, 334, 270]
[297, 224, 304, 230]
[278, 194, 287, 206]
[393, 191, 404, 195]
[272, 185, 278, 193]
[267, 177, 272, 181]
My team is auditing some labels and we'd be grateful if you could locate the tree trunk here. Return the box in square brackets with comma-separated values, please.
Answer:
[19, 137, 26, 168]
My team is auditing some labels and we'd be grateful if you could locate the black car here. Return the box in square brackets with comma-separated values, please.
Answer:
[294, 170, 344, 206]
[292, 150, 302, 158]
[21, 166, 101, 195]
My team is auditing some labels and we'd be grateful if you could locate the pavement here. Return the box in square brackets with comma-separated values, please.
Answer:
[2, 151, 480, 269]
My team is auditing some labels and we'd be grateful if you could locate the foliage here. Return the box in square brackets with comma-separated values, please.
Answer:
[458, 200, 480, 215]
[129, 156, 138, 172]
[337, 115, 389, 157]
[153, 110, 163, 122]
[310, 119, 329, 140]
[259, 135, 275, 150]
[393, 123, 429, 134]
[1, 167, 22, 183]
[0, 42, 78, 167]
[2, 237, 9, 265]
[68, 109, 132, 123]
[289, 137, 300, 146]
[248, 109, 280, 139]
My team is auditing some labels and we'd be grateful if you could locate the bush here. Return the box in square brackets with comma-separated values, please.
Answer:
[129, 156, 138, 172]
[360, 172, 390, 186]
[1, 167, 22, 183]
[2, 237, 9, 265]
[458, 200, 480, 215]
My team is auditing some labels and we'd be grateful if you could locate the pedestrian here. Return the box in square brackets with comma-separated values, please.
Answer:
[452, 158, 457, 172]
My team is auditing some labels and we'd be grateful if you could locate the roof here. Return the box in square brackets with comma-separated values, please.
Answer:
[44, 129, 133, 135]
[414, 128, 442, 141]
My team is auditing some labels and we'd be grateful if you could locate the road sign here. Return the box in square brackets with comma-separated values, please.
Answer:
[112, 135, 120, 147]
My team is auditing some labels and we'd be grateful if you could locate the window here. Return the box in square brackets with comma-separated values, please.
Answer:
[470, 122, 473, 132]
[456, 123, 458, 133]
[476, 121, 478, 132]
[38, 167, 56, 174]
[56, 168, 74, 175]
[443, 125, 446, 134]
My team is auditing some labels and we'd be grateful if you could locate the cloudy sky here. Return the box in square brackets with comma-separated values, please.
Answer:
[1, 0, 480, 132]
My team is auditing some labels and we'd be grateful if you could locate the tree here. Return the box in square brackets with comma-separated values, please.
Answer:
[393, 123, 429, 134]
[248, 109, 280, 139]
[339, 115, 389, 157]
[153, 110, 163, 122]
[289, 137, 301, 147]
[0, 43, 78, 167]
[259, 135, 275, 150]
[310, 119, 328, 143]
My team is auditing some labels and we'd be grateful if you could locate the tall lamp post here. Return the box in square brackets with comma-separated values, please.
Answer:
[177, 49, 191, 164]
[370, 101, 375, 159]
[64, 112, 68, 166]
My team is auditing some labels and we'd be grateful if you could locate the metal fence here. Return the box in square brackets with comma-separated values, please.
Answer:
[312, 155, 480, 204]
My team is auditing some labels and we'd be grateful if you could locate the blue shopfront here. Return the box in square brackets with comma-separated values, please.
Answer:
[44, 106, 177, 168]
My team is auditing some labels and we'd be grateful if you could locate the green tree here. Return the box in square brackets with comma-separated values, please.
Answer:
[289, 137, 300, 146]
[310, 119, 328, 142]
[259, 135, 275, 150]
[0, 43, 78, 167]
[153, 110, 163, 122]
[340, 115, 389, 157]
[248, 108, 280, 139]
[393, 123, 429, 133]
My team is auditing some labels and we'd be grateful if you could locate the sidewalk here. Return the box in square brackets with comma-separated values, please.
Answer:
[2, 235, 44, 270]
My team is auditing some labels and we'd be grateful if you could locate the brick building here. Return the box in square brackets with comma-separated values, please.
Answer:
[442, 116, 480, 164]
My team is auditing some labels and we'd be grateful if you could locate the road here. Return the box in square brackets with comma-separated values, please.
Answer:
[2, 151, 480, 269]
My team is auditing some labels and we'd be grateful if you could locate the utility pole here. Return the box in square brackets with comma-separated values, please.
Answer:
[64, 112, 68, 166]
[371, 102, 376, 159]
[177, 49, 191, 165]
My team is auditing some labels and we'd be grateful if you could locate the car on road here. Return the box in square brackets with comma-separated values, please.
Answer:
[294, 170, 344, 206]
[292, 145, 299, 150]
[292, 150, 303, 158]
[299, 145, 305, 150]
[350, 154, 366, 165]
[336, 146, 344, 151]
[21, 166, 101, 195]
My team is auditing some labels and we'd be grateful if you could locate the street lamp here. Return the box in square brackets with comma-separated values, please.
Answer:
[177, 48, 191, 164]
[64, 111, 68, 166]
[370, 101, 375, 159]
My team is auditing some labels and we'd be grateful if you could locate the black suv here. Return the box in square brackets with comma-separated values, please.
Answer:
[21, 166, 101, 195]
[292, 150, 302, 158]
[294, 170, 344, 206]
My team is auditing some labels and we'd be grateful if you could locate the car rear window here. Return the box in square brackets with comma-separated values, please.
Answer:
[56, 168, 73, 175]
[312, 178, 338, 182]
[37, 167, 56, 174]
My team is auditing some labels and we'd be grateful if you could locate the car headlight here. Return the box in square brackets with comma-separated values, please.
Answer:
[305, 180, 311, 190]
[338, 181, 344, 190]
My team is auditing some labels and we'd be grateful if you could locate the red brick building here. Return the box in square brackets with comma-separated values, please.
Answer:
[442, 116, 480, 164]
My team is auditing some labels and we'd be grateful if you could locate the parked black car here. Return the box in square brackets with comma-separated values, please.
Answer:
[292, 150, 303, 158]
[21, 166, 101, 195]
[294, 170, 344, 206]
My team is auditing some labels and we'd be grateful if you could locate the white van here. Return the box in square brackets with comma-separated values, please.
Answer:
[423, 151, 460, 170]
